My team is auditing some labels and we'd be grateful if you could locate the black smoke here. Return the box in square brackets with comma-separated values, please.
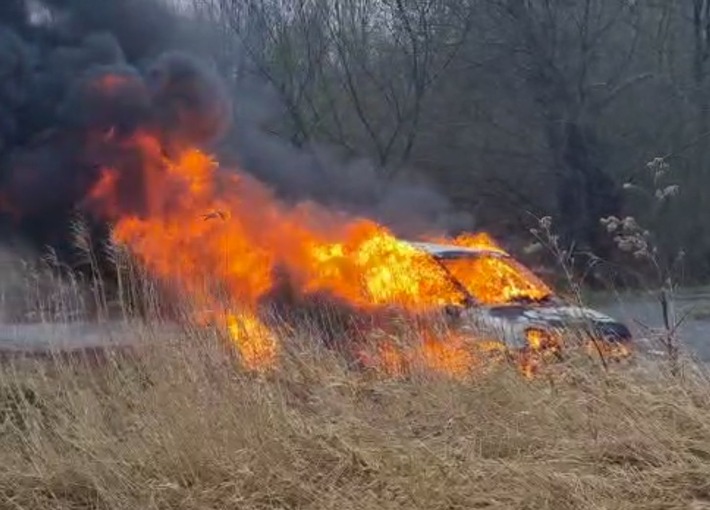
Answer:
[0, 0, 471, 268]
[0, 1, 233, 258]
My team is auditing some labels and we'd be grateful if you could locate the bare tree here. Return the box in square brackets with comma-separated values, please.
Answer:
[458, 0, 654, 257]
[200, 0, 471, 177]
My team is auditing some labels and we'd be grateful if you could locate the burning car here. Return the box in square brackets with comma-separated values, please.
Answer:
[406, 240, 633, 356]
[72, 121, 631, 373]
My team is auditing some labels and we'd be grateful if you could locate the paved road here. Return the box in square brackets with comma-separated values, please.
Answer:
[0, 320, 145, 353]
[0, 289, 707, 360]
[592, 287, 710, 360]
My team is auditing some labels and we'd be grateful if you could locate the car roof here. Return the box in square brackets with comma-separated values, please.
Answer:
[406, 241, 508, 259]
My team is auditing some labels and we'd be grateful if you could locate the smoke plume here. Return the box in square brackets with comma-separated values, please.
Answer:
[0, 0, 470, 265]
[0, 1, 228, 253]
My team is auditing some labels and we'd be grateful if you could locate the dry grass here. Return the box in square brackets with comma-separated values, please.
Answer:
[0, 249, 710, 509]
[1, 327, 710, 509]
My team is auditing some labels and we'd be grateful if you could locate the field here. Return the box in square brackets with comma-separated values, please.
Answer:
[0, 258, 709, 510]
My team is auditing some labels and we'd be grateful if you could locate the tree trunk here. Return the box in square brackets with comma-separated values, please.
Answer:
[552, 119, 621, 271]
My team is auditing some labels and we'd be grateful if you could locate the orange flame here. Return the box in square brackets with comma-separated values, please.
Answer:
[368, 330, 509, 379]
[427, 232, 553, 305]
[226, 311, 277, 370]
[370, 336, 475, 378]
[444, 232, 508, 253]
[86, 132, 552, 373]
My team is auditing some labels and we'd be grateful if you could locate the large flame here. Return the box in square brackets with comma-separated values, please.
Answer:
[86, 132, 554, 373]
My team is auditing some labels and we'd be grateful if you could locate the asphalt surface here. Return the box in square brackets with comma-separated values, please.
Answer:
[0, 321, 144, 354]
[595, 287, 710, 361]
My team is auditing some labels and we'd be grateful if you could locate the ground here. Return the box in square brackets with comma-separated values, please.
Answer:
[1, 318, 710, 509]
[1, 254, 710, 509]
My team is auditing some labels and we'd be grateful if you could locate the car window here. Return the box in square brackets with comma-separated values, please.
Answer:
[440, 254, 553, 305]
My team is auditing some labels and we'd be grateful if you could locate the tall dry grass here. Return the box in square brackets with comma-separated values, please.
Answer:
[0, 240, 709, 509]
